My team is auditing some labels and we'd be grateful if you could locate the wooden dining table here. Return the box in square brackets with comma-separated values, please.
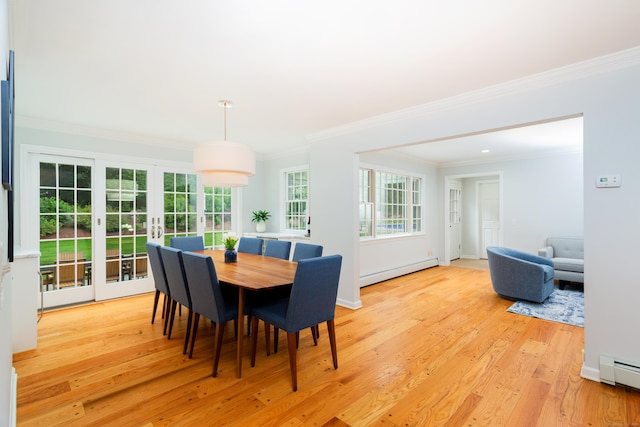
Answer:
[196, 249, 297, 378]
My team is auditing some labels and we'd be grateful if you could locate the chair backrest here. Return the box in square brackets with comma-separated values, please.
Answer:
[57, 252, 86, 287]
[159, 246, 191, 308]
[292, 243, 323, 261]
[181, 252, 235, 324]
[237, 237, 264, 255]
[170, 236, 205, 252]
[264, 240, 292, 260]
[135, 255, 148, 278]
[147, 242, 169, 296]
[284, 255, 342, 333]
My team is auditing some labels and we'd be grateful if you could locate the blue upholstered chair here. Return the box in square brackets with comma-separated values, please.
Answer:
[292, 242, 323, 261]
[146, 242, 171, 334]
[250, 254, 343, 391]
[169, 236, 205, 252]
[486, 246, 555, 303]
[182, 252, 238, 374]
[264, 240, 292, 260]
[159, 246, 193, 354]
[272, 242, 324, 351]
[237, 237, 264, 255]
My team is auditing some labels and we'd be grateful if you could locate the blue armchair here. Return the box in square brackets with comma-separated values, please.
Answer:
[486, 246, 555, 303]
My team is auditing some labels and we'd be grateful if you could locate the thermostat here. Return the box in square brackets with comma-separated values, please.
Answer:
[596, 174, 621, 188]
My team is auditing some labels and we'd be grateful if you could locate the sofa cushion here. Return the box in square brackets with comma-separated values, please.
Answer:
[553, 257, 584, 273]
[546, 237, 584, 259]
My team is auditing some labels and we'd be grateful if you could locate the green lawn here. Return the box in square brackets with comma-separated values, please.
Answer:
[40, 235, 148, 265]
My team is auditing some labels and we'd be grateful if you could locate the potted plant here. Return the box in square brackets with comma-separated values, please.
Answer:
[222, 233, 239, 263]
[251, 210, 271, 233]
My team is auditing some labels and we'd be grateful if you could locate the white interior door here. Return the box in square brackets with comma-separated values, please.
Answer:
[479, 180, 500, 258]
[449, 182, 462, 261]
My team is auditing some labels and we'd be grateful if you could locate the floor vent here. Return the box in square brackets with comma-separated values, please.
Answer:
[600, 355, 640, 389]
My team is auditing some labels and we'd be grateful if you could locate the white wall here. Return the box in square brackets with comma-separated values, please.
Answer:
[1, 0, 15, 423]
[308, 50, 640, 381]
[358, 151, 439, 284]
[441, 151, 583, 254]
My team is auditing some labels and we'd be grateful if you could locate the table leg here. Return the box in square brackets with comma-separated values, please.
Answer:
[236, 288, 245, 378]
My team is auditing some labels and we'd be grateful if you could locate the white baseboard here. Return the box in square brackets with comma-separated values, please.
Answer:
[580, 364, 601, 383]
[10, 367, 17, 427]
[359, 258, 439, 288]
[336, 297, 363, 310]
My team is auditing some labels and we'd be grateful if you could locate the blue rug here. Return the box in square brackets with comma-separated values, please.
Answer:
[506, 288, 584, 327]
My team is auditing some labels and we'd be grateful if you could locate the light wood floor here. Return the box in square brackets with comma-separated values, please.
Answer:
[14, 265, 640, 426]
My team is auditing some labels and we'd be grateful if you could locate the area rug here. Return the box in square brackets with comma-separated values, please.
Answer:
[506, 288, 584, 327]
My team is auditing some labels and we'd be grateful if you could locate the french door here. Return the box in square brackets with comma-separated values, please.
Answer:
[35, 153, 199, 308]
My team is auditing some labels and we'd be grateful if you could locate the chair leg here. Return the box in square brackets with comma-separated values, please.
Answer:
[189, 313, 200, 359]
[163, 297, 172, 336]
[167, 300, 178, 340]
[212, 322, 225, 377]
[183, 310, 193, 355]
[311, 326, 318, 346]
[327, 319, 338, 369]
[161, 294, 167, 319]
[151, 290, 160, 324]
[250, 316, 259, 367]
[286, 332, 298, 392]
[265, 322, 271, 356]
[559, 280, 568, 290]
[274, 328, 279, 353]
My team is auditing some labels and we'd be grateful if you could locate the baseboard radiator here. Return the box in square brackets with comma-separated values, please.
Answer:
[600, 355, 640, 389]
[360, 258, 439, 288]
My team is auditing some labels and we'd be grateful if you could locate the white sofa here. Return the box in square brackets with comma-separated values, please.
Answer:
[538, 237, 584, 289]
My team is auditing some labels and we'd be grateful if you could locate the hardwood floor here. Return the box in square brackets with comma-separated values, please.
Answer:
[14, 265, 640, 426]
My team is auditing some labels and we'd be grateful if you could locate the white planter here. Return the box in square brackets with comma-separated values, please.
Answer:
[255, 221, 266, 233]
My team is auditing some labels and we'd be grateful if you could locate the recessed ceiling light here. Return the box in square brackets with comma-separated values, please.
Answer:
[481, 149, 490, 153]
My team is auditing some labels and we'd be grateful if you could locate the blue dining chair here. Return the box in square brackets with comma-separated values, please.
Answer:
[170, 236, 205, 252]
[250, 254, 342, 391]
[237, 237, 264, 255]
[159, 246, 193, 355]
[146, 242, 171, 334]
[273, 242, 324, 351]
[264, 240, 291, 260]
[182, 252, 239, 375]
[291, 242, 323, 261]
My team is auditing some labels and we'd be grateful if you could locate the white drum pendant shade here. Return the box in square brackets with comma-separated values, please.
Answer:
[194, 140, 256, 188]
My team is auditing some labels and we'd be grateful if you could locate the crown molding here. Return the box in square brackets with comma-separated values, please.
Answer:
[307, 46, 640, 143]
[15, 115, 195, 150]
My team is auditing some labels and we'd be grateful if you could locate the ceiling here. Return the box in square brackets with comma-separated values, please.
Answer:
[9, 1, 640, 160]
[387, 116, 584, 167]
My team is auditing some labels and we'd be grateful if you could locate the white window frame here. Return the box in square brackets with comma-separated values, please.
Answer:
[281, 165, 309, 234]
[359, 164, 425, 240]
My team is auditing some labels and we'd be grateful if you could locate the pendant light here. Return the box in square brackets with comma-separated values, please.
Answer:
[193, 100, 256, 187]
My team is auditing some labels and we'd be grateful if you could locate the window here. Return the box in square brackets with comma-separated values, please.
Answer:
[359, 167, 423, 238]
[283, 167, 308, 232]
[204, 186, 233, 247]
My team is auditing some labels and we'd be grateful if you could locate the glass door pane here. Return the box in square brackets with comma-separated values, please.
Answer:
[94, 163, 154, 301]
[162, 171, 198, 245]
[38, 158, 94, 307]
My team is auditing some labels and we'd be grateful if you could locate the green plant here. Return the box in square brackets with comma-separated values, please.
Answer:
[251, 210, 271, 223]
[223, 233, 239, 250]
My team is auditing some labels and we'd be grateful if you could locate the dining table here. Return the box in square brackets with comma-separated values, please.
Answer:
[196, 249, 297, 378]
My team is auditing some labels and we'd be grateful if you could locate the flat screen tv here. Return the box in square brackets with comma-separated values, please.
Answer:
[2, 50, 15, 262]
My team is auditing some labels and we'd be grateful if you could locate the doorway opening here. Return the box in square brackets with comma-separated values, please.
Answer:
[444, 172, 503, 266]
